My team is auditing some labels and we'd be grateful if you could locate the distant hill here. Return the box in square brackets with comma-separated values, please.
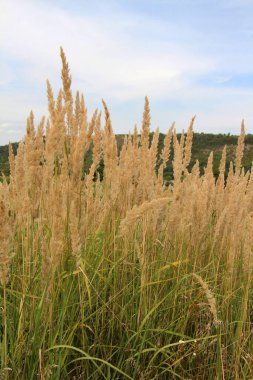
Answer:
[0, 142, 18, 178]
[1, 133, 253, 181]
[157, 132, 253, 181]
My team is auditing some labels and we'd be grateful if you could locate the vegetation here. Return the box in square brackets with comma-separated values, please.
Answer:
[2, 133, 253, 183]
[0, 49, 252, 379]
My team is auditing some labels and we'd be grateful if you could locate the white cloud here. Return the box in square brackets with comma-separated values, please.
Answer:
[0, 0, 215, 96]
[1, 0, 253, 144]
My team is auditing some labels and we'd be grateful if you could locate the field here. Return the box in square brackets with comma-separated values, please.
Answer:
[0, 49, 252, 379]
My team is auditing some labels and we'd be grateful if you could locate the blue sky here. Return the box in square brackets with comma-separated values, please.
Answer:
[1, 0, 253, 144]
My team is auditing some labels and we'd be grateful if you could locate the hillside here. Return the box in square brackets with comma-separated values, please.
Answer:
[1, 133, 253, 180]
[0, 142, 18, 177]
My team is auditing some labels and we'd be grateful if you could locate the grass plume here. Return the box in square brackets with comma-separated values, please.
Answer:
[0, 49, 252, 379]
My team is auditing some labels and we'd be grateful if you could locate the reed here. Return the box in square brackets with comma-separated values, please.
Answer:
[0, 49, 252, 379]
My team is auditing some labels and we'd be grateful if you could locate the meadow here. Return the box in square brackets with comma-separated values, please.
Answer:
[0, 48, 252, 379]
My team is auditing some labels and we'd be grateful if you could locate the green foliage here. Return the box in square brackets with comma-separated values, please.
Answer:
[1, 133, 253, 181]
[0, 143, 18, 177]
[1, 219, 252, 379]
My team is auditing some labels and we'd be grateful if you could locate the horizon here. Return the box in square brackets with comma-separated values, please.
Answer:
[1, 0, 253, 145]
[1, 130, 252, 148]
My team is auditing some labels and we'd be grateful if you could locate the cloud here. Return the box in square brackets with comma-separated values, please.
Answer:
[1, 0, 253, 144]
[0, 0, 215, 97]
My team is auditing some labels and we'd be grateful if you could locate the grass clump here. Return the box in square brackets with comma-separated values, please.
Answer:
[0, 48, 252, 379]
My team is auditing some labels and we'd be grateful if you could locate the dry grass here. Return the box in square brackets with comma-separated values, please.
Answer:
[0, 48, 252, 379]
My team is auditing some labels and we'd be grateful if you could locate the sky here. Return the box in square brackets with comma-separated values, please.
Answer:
[1, 0, 253, 145]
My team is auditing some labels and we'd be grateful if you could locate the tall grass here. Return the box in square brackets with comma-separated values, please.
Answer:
[0, 48, 252, 379]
